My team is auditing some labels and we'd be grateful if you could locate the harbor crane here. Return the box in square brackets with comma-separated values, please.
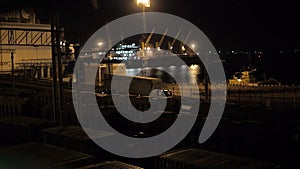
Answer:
[155, 28, 168, 50]
[180, 30, 192, 54]
[168, 29, 182, 53]
[141, 28, 155, 52]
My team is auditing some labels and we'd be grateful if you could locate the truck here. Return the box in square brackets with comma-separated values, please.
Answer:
[103, 74, 172, 96]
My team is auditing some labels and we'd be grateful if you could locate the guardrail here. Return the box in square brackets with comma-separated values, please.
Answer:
[168, 83, 299, 108]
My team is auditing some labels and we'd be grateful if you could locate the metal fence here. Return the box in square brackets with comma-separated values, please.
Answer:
[169, 84, 300, 108]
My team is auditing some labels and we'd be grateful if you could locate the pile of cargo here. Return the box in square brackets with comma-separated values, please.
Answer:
[0, 88, 34, 98]
[40, 125, 115, 155]
[77, 161, 144, 169]
[0, 97, 28, 118]
[0, 116, 55, 144]
[0, 142, 94, 169]
[156, 148, 281, 169]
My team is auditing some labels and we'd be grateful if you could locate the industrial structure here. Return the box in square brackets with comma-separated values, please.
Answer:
[0, 8, 71, 126]
[0, 9, 54, 78]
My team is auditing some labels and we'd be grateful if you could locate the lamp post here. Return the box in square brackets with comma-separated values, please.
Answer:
[136, 0, 151, 46]
[137, 0, 151, 12]
[137, 0, 150, 77]
[11, 52, 15, 89]
[134, 0, 151, 133]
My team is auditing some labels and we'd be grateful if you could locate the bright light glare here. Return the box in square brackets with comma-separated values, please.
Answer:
[137, 0, 150, 7]
[181, 46, 186, 51]
[191, 44, 195, 49]
[98, 42, 103, 47]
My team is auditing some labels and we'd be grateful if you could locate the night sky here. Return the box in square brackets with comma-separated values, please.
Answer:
[2, 0, 299, 51]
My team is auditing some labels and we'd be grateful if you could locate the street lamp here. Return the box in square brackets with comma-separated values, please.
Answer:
[136, 0, 151, 77]
[191, 44, 195, 51]
[137, 0, 151, 11]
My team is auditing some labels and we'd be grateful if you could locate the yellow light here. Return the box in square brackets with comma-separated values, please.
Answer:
[181, 46, 186, 51]
[98, 42, 103, 47]
[137, 0, 150, 7]
[191, 44, 195, 49]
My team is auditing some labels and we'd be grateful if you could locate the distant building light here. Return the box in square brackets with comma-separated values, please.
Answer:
[60, 40, 66, 47]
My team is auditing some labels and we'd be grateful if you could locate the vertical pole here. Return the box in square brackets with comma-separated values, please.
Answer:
[260, 90, 262, 102]
[0, 45, 3, 72]
[51, 14, 58, 123]
[283, 89, 285, 104]
[205, 74, 209, 102]
[75, 59, 81, 126]
[141, 7, 146, 78]
[295, 86, 297, 109]
[238, 89, 241, 102]
[227, 89, 230, 102]
[249, 91, 251, 100]
[173, 86, 175, 96]
[11, 52, 15, 89]
[55, 13, 63, 126]
[271, 89, 274, 103]
[107, 60, 112, 93]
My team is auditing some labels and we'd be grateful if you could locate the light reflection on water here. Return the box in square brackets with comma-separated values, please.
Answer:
[126, 64, 201, 84]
